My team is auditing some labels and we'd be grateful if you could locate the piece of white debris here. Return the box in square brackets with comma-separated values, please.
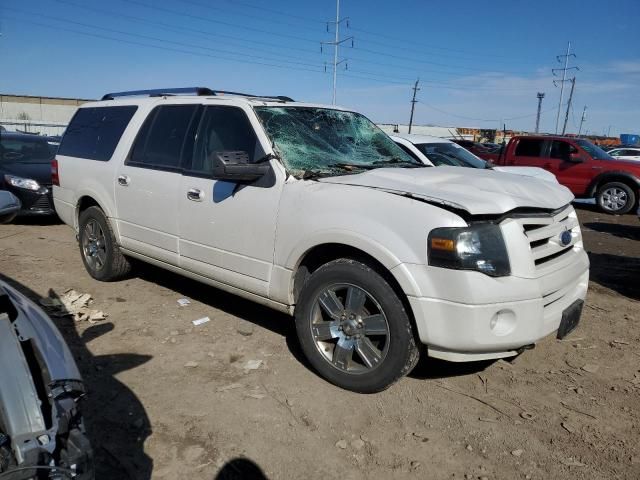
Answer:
[177, 298, 191, 307]
[511, 449, 524, 457]
[192, 316, 211, 326]
[243, 359, 263, 370]
[184, 361, 199, 368]
[216, 383, 243, 393]
[40, 289, 107, 323]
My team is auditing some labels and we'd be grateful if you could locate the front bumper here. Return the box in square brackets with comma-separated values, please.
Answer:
[5, 185, 55, 216]
[404, 253, 589, 361]
[0, 282, 94, 478]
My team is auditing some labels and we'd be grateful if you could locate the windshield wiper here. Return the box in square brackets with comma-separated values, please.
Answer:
[328, 163, 377, 171]
[372, 157, 427, 168]
[302, 169, 331, 180]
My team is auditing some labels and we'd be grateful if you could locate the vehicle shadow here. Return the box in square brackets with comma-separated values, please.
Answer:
[12, 215, 62, 226]
[410, 355, 494, 380]
[0, 274, 154, 480]
[214, 457, 269, 480]
[587, 252, 640, 300]
[133, 262, 311, 368]
[584, 222, 640, 241]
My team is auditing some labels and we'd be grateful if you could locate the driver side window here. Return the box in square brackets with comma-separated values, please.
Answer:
[187, 106, 262, 176]
[549, 140, 577, 161]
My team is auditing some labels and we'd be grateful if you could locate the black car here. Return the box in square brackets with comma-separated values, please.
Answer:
[0, 132, 57, 216]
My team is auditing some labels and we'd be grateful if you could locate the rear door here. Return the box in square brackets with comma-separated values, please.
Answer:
[115, 104, 201, 265]
[178, 105, 282, 297]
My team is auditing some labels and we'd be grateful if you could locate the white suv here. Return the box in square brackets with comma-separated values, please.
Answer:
[53, 88, 589, 392]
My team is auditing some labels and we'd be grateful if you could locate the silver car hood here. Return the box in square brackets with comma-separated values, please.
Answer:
[318, 166, 574, 215]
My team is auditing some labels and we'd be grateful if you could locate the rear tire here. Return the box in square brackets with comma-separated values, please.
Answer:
[596, 182, 636, 214]
[78, 206, 131, 281]
[295, 258, 419, 393]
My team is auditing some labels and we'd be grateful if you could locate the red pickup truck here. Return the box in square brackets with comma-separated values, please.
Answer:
[481, 135, 640, 214]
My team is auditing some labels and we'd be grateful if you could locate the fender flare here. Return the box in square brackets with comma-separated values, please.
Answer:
[586, 171, 640, 198]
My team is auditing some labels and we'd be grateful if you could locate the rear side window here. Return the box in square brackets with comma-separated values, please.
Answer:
[58, 106, 138, 161]
[128, 105, 201, 170]
[1, 137, 54, 163]
[514, 139, 544, 157]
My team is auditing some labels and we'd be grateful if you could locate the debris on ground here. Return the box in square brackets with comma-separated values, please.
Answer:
[192, 316, 211, 326]
[236, 322, 255, 336]
[335, 439, 347, 449]
[582, 363, 600, 374]
[39, 289, 107, 323]
[243, 359, 263, 371]
[183, 361, 199, 368]
[177, 298, 191, 307]
[216, 383, 243, 393]
[511, 449, 524, 457]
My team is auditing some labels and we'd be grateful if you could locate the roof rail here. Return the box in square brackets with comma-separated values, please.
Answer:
[101, 87, 294, 102]
[101, 87, 214, 100]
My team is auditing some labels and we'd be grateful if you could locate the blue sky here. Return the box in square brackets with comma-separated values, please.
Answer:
[1, 0, 638, 136]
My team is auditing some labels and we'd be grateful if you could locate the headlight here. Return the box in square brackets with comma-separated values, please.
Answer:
[4, 174, 41, 191]
[428, 224, 510, 277]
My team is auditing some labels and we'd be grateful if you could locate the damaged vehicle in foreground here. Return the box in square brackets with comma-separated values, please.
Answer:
[0, 280, 93, 479]
[54, 88, 589, 393]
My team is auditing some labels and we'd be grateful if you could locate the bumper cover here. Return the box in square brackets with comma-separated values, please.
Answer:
[0, 281, 93, 478]
[405, 256, 589, 361]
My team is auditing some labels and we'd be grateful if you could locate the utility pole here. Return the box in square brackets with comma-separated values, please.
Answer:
[577, 105, 587, 137]
[553, 41, 578, 134]
[561, 77, 576, 135]
[321, 0, 353, 105]
[408, 78, 420, 134]
[535, 92, 545, 133]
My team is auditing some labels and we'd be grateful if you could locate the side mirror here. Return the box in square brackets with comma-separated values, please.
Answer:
[0, 190, 21, 224]
[568, 152, 584, 163]
[210, 151, 271, 183]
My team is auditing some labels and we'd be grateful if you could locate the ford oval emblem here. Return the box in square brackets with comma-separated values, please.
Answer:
[560, 230, 572, 247]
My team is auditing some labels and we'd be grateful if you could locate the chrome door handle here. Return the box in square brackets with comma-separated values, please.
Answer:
[117, 175, 130, 186]
[186, 188, 204, 202]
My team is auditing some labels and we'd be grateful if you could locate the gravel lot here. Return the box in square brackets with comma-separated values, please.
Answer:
[1, 203, 639, 480]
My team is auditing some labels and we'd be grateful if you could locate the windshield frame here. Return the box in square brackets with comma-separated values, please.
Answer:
[253, 105, 423, 178]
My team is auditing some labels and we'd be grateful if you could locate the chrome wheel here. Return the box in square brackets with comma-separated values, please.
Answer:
[82, 219, 107, 271]
[601, 187, 628, 212]
[309, 283, 390, 374]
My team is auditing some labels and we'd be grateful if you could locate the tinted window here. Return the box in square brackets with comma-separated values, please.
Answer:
[58, 106, 137, 161]
[416, 142, 486, 168]
[549, 140, 577, 161]
[188, 106, 259, 174]
[1, 137, 54, 163]
[574, 139, 614, 160]
[514, 139, 544, 157]
[129, 105, 200, 169]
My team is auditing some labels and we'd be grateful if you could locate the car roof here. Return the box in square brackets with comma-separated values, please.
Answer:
[80, 94, 352, 112]
[0, 132, 52, 141]
[610, 147, 640, 151]
[390, 133, 453, 144]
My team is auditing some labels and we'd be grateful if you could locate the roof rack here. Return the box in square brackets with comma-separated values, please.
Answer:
[101, 87, 294, 102]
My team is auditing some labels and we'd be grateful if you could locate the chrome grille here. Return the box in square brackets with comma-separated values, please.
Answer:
[517, 205, 581, 272]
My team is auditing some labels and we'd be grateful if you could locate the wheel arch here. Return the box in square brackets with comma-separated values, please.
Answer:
[586, 171, 640, 198]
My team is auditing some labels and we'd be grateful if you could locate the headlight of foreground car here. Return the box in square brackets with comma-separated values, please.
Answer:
[4, 174, 41, 191]
[428, 224, 510, 277]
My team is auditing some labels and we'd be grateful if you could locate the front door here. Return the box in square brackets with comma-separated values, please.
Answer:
[546, 140, 593, 195]
[115, 104, 201, 265]
[178, 105, 283, 298]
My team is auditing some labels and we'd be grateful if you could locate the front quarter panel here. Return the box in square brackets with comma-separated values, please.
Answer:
[273, 179, 466, 302]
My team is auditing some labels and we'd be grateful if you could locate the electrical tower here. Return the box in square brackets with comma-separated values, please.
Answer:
[535, 92, 545, 133]
[561, 77, 576, 135]
[321, 0, 353, 105]
[552, 41, 579, 134]
[408, 78, 420, 134]
[577, 106, 587, 137]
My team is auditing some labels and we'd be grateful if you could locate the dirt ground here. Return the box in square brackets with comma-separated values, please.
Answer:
[1, 203, 639, 480]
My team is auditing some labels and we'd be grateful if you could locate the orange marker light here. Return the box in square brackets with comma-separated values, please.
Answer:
[431, 238, 455, 251]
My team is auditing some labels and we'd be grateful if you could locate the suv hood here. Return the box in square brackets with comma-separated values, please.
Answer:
[318, 166, 574, 215]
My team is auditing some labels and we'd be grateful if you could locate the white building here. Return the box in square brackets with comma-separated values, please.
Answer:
[377, 123, 472, 140]
[0, 94, 92, 136]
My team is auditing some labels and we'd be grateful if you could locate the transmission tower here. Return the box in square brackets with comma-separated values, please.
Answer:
[561, 77, 576, 135]
[321, 0, 353, 105]
[535, 92, 545, 133]
[552, 41, 579, 134]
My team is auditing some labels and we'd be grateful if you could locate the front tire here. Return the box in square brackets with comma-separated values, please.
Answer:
[596, 182, 636, 214]
[78, 206, 131, 281]
[295, 258, 419, 393]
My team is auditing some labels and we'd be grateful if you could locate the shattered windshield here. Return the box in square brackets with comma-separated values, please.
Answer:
[415, 142, 487, 169]
[254, 106, 423, 178]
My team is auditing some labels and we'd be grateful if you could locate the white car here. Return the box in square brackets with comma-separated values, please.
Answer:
[608, 147, 640, 161]
[53, 88, 589, 392]
[391, 134, 558, 182]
